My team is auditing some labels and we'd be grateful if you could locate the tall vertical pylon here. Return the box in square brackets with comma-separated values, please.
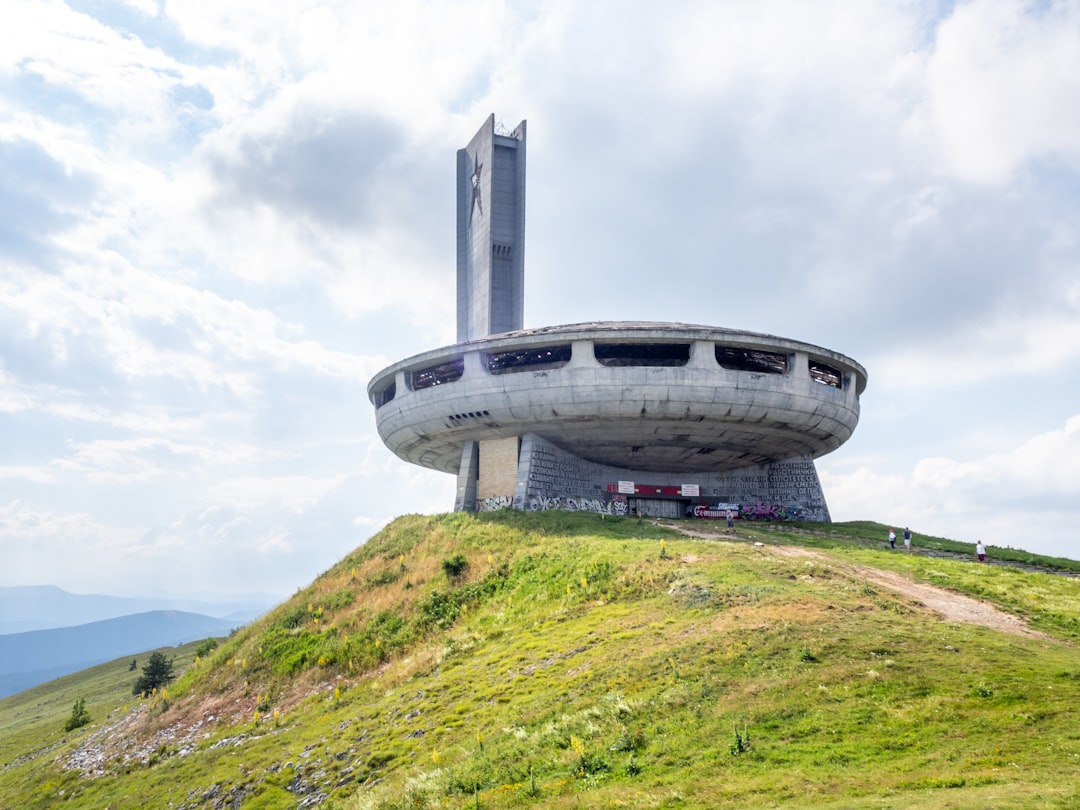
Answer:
[456, 115, 527, 342]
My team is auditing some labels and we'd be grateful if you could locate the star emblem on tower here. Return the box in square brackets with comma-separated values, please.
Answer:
[470, 158, 483, 218]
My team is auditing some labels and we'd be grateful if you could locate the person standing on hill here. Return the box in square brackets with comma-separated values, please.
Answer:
[888, 528, 896, 549]
[976, 540, 986, 562]
[903, 527, 912, 553]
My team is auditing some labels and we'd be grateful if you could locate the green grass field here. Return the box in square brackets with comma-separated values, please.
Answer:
[1, 513, 1077, 809]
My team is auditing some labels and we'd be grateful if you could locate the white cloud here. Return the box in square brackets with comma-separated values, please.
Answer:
[118, 0, 159, 15]
[208, 475, 346, 513]
[872, 285, 1080, 391]
[0, 466, 57, 484]
[924, 0, 1080, 184]
[54, 436, 282, 483]
[1, 0, 199, 134]
[0, 500, 146, 590]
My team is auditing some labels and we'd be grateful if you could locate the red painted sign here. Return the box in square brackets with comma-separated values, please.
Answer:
[606, 483, 684, 497]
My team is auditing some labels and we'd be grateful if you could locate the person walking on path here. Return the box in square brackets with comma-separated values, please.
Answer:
[976, 540, 986, 562]
[888, 528, 896, 549]
[903, 527, 912, 553]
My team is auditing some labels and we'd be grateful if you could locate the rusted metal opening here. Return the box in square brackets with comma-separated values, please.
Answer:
[594, 343, 690, 367]
[715, 346, 788, 375]
[485, 344, 571, 374]
[809, 360, 842, 388]
[410, 358, 464, 390]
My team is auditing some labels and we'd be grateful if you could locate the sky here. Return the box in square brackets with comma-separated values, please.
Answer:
[2, 0, 1079, 599]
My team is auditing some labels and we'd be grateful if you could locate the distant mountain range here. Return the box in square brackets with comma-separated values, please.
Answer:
[0, 585, 279, 635]
[0, 610, 240, 698]
[0, 586, 282, 698]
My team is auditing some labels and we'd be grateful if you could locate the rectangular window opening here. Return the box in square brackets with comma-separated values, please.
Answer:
[809, 361, 843, 388]
[715, 346, 788, 375]
[485, 344, 571, 374]
[374, 381, 396, 408]
[594, 343, 690, 367]
[410, 358, 464, 390]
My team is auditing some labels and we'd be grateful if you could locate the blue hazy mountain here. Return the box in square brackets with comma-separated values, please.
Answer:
[0, 585, 277, 634]
[0, 610, 239, 698]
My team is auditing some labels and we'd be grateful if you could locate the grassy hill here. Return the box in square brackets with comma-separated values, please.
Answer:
[1, 512, 1078, 809]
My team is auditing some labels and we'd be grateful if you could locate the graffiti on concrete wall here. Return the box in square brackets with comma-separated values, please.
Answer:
[479, 495, 513, 512]
[739, 502, 805, 521]
[525, 495, 622, 515]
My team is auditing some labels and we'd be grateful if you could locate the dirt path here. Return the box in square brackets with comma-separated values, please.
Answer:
[657, 522, 1053, 640]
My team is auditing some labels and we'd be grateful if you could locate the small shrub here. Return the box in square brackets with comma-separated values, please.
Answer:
[273, 606, 306, 631]
[422, 590, 462, 629]
[323, 588, 356, 611]
[442, 554, 470, 581]
[523, 764, 541, 798]
[64, 697, 91, 732]
[366, 568, 401, 587]
[729, 723, 751, 755]
[570, 735, 610, 778]
[610, 726, 646, 753]
[195, 638, 219, 658]
[799, 648, 818, 663]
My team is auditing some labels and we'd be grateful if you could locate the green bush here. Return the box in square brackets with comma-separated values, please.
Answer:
[322, 588, 356, 611]
[63, 697, 90, 732]
[442, 553, 469, 581]
[271, 605, 307, 631]
[194, 638, 219, 658]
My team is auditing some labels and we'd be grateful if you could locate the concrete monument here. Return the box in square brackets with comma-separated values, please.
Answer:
[368, 116, 867, 521]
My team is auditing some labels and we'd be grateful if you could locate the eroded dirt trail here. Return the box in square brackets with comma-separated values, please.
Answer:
[658, 523, 1053, 640]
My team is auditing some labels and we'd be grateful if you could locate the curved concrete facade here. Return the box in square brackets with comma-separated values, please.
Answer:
[368, 321, 866, 477]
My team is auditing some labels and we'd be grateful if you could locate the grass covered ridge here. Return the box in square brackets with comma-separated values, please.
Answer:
[1, 512, 1078, 809]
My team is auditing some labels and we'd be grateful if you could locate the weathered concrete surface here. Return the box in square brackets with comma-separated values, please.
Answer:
[507, 433, 832, 521]
[369, 321, 865, 477]
[371, 116, 868, 518]
[456, 115, 526, 342]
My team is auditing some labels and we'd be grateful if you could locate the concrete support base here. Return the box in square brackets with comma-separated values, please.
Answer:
[456, 433, 832, 521]
[454, 441, 480, 512]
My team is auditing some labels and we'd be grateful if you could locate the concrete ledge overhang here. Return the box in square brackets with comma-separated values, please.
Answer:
[368, 321, 866, 475]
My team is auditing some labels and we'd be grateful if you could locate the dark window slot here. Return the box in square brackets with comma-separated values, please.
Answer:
[374, 381, 396, 408]
[410, 358, 464, 390]
[809, 361, 842, 388]
[594, 343, 690, 367]
[715, 346, 788, 375]
[485, 344, 571, 374]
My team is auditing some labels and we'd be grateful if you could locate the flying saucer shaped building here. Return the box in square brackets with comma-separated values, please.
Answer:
[368, 115, 866, 520]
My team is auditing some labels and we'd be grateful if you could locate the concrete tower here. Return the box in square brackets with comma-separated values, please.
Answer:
[456, 115, 527, 342]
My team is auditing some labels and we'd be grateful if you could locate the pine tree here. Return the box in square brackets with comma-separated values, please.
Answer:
[64, 697, 91, 731]
[133, 651, 175, 696]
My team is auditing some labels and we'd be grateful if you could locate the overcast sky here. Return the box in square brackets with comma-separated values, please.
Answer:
[2, 0, 1079, 598]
